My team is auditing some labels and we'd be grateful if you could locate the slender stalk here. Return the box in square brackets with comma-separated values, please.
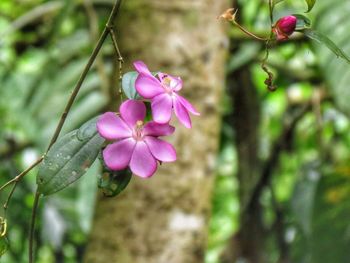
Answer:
[233, 21, 268, 41]
[29, 190, 40, 263]
[27, 1, 124, 261]
[109, 28, 124, 100]
[3, 182, 18, 213]
[47, 0, 123, 151]
[261, 0, 276, 91]
[0, 156, 44, 192]
[0, 0, 123, 197]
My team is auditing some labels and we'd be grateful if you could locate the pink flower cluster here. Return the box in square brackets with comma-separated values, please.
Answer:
[97, 61, 199, 178]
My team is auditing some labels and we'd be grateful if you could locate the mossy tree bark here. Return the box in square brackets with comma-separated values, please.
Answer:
[84, 1, 228, 263]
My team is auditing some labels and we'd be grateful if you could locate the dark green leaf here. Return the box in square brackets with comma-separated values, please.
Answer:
[302, 29, 350, 64]
[98, 168, 132, 197]
[37, 118, 104, 195]
[293, 14, 311, 30]
[305, 0, 316, 12]
[121, 71, 141, 99]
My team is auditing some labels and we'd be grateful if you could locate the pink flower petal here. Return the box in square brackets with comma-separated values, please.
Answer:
[169, 76, 183, 91]
[129, 142, 157, 178]
[135, 74, 164, 99]
[97, 112, 132, 140]
[103, 138, 136, 170]
[143, 121, 175, 137]
[151, 93, 173, 124]
[145, 136, 176, 162]
[120, 100, 146, 128]
[175, 94, 200, 116]
[173, 97, 192, 128]
[133, 61, 153, 77]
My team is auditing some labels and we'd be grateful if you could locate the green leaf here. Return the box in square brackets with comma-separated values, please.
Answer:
[98, 168, 132, 197]
[305, 0, 316, 12]
[302, 29, 350, 64]
[293, 14, 311, 30]
[37, 118, 104, 195]
[273, 0, 286, 6]
[121, 71, 141, 99]
[0, 237, 8, 258]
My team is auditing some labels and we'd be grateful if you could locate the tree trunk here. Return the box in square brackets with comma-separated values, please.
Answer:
[84, 1, 228, 263]
[221, 66, 265, 263]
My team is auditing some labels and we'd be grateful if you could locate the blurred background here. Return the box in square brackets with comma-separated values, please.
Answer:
[1, 0, 350, 262]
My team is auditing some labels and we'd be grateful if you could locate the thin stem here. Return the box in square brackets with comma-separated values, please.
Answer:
[0, 156, 44, 192]
[269, 0, 274, 26]
[0, 0, 124, 195]
[261, 0, 276, 91]
[3, 182, 18, 215]
[83, 0, 110, 95]
[29, 190, 40, 263]
[233, 21, 268, 41]
[46, 0, 123, 152]
[109, 28, 124, 100]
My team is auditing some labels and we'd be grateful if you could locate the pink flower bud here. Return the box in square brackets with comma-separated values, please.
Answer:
[273, 15, 297, 41]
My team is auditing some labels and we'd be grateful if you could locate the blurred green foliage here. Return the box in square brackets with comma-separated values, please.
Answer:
[207, 0, 350, 263]
[1, 0, 350, 263]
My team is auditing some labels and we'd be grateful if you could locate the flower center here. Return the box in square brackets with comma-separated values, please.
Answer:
[133, 120, 144, 141]
[161, 76, 173, 94]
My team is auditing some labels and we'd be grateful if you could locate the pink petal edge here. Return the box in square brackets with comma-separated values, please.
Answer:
[133, 61, 153, 77]
[175, 94, 200, 116]
[103, 138, 136, 171]
[145, 136, 176, 162]
[135, 74, 164, 99]
[96, 112, 131, 140]
[151, 93, 173, 124]
[173, 97, 192, 128]
[120, 100, 146, 128]
[129, 142, 157, 178]
[143, 121, 175, 137]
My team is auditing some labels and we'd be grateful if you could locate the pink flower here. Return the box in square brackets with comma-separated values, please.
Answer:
[273, 15, 297, 41]
[97, 100, 177, 178]
[134, 61, 200, 128]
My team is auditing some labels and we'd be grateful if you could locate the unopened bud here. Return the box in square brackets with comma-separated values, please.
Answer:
[218, 8, 237, 22]
[272, 15, 297, 41]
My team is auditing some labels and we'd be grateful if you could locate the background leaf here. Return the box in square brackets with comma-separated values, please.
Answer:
[293, 14, 311, 30]
[98, 168, 132, 197]
[121, 71, 141, 100]
[305, 0, 316, 12]
[312, 0, 350, 115]
[302, 29, 350, 64]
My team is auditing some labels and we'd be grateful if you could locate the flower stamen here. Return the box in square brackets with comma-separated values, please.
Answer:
[133, 120, 144, 140]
